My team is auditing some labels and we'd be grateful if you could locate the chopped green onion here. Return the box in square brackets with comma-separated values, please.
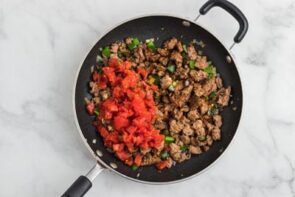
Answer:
[96, 55, 103, 63]
[198, 136, 207, 142]
[189, 60, 196, 69]
[208, 105, 219, 116]
[183, 44, 187, 53]
[146, 39, 156, 50]
[161, 129, 170, 136]
[160, 151, 170, 159]
[94, 108, 100, 116]
[117, 51, 122, 58]
[204, 63, 216, 79]
[151, 74, 160, 86]
[102, 47, 110, 58]
[147, 42, 155, 49]
[165, 136, 175, 143]
[180, 145, 188, 152]
[208, 91, 217, 100]
[133, 38, 140, 45]
[168, 85, 175, 92]
[131, 165, 138, 171]
[167, 81, 177, 92]
[154, 94, 160, 102]
[128, 43, 136, 50]
[97, 66, 103, 74]
[167, 65, 176, 73]
[127, 37, 140, 50]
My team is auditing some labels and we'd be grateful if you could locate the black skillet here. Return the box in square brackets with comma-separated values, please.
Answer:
[62, 0, 248, 196]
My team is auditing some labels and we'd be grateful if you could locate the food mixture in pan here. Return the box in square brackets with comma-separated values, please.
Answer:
[85, 37, 231, 170]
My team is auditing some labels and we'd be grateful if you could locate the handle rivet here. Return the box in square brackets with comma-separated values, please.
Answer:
[96, 150, 103, 157]
[182, 21, 191, 27]
[110, 162, 118, 169]
[226, 55, 232, 63]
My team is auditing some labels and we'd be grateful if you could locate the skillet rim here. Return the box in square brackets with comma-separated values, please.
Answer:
[73, 13, 244, 184]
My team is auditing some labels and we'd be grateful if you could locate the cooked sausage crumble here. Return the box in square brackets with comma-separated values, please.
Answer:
[86, 37, 231, 170]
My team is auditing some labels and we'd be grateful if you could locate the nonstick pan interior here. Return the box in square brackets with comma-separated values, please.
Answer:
[75, 15, 243, 183]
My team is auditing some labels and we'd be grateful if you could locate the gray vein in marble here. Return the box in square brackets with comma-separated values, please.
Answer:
[268, 118, 294, 127]
[41, 19, 56, 49]
[283, 155, 295, 196]
[266, 121, 278, 151]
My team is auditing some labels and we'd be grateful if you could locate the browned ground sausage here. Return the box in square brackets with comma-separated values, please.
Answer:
[87, 37, 232, 168]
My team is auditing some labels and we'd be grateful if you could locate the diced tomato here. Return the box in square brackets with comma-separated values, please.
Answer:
[98, 75, 108, 89]
[112, 86, 122, 98]
[118, 106, 134, 118]
[103, 67, 116, 84]
[126, 89, 135, 99]
[122, 61, 131, 70]
[97, 126, 109, 138]
[125, 142, 134, 152]
[134, 154, 142, 166]
[98, 81, 107, 89]
[116, 151, 130, 161]
[122, 72, 138, 89]
[116, 111, 132, 119]
[126, 126, 137, 134]
[113, 116, 130, 130]
[145, 93, 153, 100]
[104, 140, 113, 148]
[140, 141, 149, 149]
[156, 160, 169, 170]
[137, 89, 146, 99]
[105, 132, 119, 144]
[133, 135, 144, 145]
[132, 96, 146, 113]
[86, 102, 95, 114]
[92, 71, 100, 81]
[132, 117, 147, 128]
[125, 157, 133, 166]
[102, 99, 118, 112]
[137, 68, 148, 79]
[102, 110, 113, 120]
[88, 58, 164, 168]
[108, 58, 119, 67]
[154, 135, 165, 149]
[113, 143, 124, 152]
[145, 100, 155, 109]
[150, 85, 158, 91]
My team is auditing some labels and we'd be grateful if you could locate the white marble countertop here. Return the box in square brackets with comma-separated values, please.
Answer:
[1, 0, 295, 196]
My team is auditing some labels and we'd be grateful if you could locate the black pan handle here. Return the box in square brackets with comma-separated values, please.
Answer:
[61, 176, 92, 197]
[61, 164, 103, 197]
[199, 0, 248, 43]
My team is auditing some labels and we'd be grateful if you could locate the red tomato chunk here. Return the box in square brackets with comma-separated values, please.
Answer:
[92, 58, 164, 166]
